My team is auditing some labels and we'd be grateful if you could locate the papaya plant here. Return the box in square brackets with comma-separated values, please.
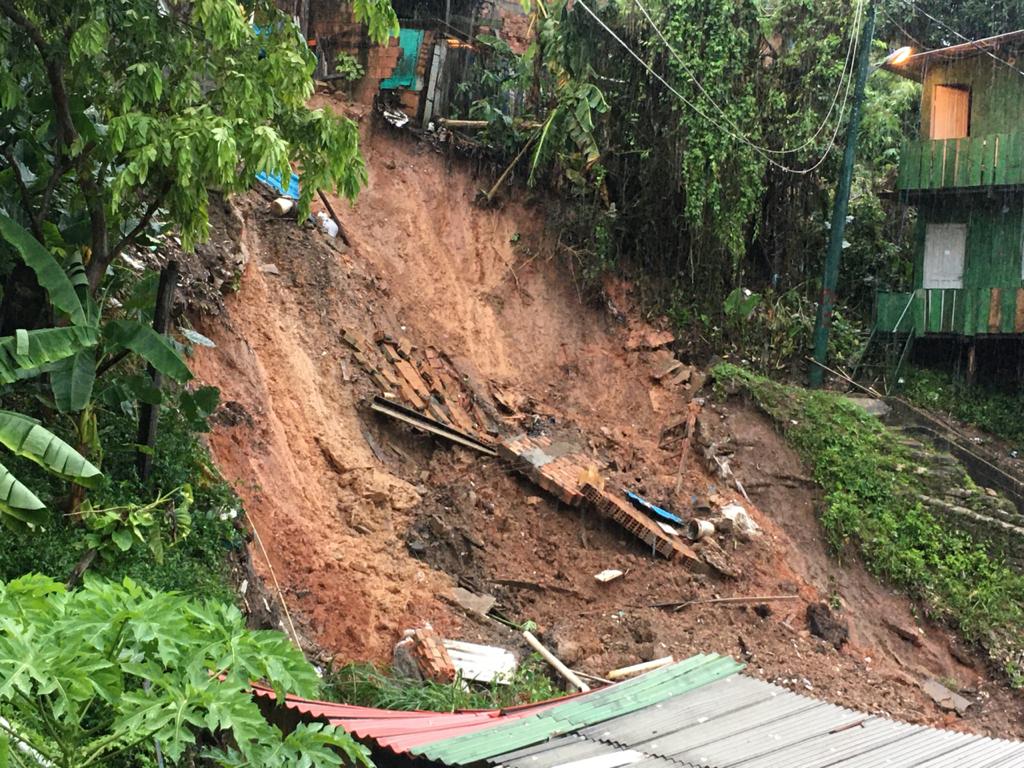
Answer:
[0, 574, 374, 767]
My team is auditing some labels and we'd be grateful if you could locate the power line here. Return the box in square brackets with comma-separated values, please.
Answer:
[573, 0, 865, 174]
[894, 0, 1024, 78]
[631, 0, 862, 155]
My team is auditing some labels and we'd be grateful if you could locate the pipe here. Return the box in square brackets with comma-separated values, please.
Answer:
[522, 631, 590, 692]
[686, 518, 715, 541]
[607, 656, 675, 681]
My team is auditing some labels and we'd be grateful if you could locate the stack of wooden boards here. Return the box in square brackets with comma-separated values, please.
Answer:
[342, 327, 493, 440]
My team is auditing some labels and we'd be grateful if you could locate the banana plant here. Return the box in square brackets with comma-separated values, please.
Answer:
[0, 212, 192, 529]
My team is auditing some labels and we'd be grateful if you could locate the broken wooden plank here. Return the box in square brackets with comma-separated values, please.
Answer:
[394, 358, 433, 401]
[370, 395, 497, 456]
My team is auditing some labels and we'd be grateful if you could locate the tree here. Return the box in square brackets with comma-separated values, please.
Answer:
[0, 0, 398, 299]
[0, 574, 373, 767]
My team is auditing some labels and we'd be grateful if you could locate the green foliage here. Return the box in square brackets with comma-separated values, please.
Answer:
[713, 363, 1024, 683]
[0, 574, 372, 768]
[332, 52, 366, 82]
[0, 0, 396, 295]
[901, 367, 1024, 451]
[710, 287, 865, 374]
[325, 657, 560, 712]
[0, 393, 242, 604]
[0, 409, 101, 530]
[80, 485, 193, 564]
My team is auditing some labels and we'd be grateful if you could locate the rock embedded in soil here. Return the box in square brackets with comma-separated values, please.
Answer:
[806, 602, 849, 649]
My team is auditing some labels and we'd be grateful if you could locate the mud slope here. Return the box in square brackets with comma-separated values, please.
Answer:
[192, 102, 1024, 738]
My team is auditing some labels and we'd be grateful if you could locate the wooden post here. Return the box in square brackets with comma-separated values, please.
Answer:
[136, 260, 178, 482]
[966, 339, 977, 387]
[317, 189, 351, 246]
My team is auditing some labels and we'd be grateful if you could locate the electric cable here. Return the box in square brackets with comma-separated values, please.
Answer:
[631, 0, 861, 155]
[894, 0, 1024, 78]
[574, 0, 867, 174]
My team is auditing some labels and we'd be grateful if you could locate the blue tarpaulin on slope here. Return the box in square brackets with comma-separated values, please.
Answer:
[625, 491, 683, 525]
[381, 28, 425, 90]
[256, 170, 300, 200]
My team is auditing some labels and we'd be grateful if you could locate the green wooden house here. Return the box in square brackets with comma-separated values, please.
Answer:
[875, 31, 1024, 367]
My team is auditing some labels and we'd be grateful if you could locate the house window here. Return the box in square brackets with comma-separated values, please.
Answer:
[930, 84, 970, 139]
[923, 223, 967, 289]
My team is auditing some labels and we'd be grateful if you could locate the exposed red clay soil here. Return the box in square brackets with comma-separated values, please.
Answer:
[190, 95, 1024, 739]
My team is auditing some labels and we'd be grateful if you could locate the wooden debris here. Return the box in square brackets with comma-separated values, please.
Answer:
[607, 656, 674, 681]
[523, 630, 590, 692]
[394, 358, 432, 402]
[674, 400, 702, 494]
[370, 396, 497, 456]
[650, 594, 800, 611]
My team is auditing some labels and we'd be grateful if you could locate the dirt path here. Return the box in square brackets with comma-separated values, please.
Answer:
[190, 100, 1024, 738]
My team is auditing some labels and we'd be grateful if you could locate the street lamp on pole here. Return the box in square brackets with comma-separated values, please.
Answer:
[808, 0, 911, 387]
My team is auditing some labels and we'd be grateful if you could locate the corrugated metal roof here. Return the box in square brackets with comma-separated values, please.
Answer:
[492, 672, 1024, 768]
[251, 683, 574, 752]
[411, 654, 743, 764]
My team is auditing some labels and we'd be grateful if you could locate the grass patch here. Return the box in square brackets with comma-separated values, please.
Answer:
[713, 363, 1024, 685]
[324, 657, 561, 712]
[901, 366, 1024, 451]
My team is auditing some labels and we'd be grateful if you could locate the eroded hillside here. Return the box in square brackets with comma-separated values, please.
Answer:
[190, 97, 1024, 738]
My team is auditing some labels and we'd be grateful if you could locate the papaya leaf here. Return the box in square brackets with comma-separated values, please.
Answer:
[0, 458, 47, 529]
[0, 324, 100, 385]
[0, 410, 102, 489]
[50, 348, 97, 413]
[0, 213, 87, 326]
[104, 319, 192, 382]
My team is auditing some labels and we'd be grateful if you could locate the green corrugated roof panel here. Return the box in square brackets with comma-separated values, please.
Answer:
[412, 653, 745, 765]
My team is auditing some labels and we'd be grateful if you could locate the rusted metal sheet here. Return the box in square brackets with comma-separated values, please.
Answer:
[1015, 288, 1024, 333]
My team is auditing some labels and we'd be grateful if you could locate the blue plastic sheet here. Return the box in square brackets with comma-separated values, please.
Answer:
[255, 170, 300, 200]
[625, 491, 684, 525]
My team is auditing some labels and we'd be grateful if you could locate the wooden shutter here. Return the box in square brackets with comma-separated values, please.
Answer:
[930, 85, 970, 139]
[923, 223, 967, 289]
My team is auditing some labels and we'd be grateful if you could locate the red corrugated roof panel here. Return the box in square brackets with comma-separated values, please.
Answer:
[251, 683, 571, 753]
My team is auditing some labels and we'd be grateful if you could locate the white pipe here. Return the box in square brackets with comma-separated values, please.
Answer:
[607, 656, 675, 681]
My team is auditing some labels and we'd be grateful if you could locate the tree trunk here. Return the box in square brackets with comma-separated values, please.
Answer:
[135, 260, 178, 482]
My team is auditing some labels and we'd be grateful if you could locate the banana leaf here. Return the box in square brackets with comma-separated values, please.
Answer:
[0, 458, 47, 529]
[0, 212, 87, 326]
[104, 319, 192, 381]
[0, 324, 100, 384]
[0, 410, 102, 488]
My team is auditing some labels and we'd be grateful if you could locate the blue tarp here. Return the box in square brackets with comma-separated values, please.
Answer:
[625, 491, 684, 525]
[256, 170, 300, 200]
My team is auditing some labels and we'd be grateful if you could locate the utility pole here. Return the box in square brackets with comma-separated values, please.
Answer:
[809, 0, 876, 388]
